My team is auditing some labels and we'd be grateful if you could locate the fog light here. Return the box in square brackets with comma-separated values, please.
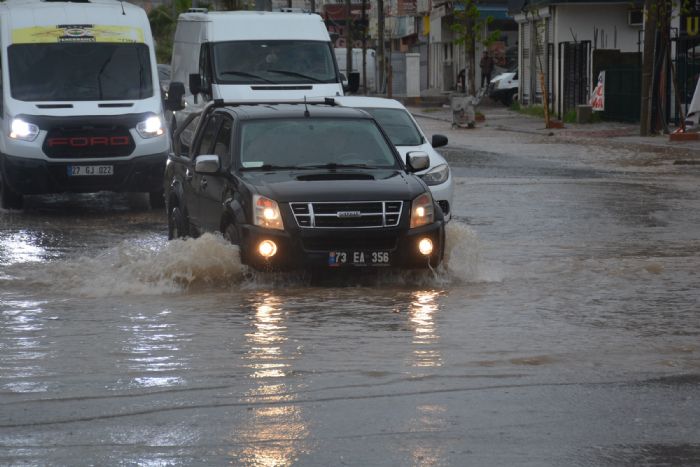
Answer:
[258, 240, 278, 258]
[418, 237, 433, 256]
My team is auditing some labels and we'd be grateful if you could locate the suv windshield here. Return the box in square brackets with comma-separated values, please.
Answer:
[9, 43, 153, 101]
[240, 118, 398, 169]
[360, 108, 423, 146]
[213, 40, 337, 85]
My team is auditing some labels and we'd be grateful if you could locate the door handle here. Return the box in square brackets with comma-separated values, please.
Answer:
[200, 178, 208, 190]
[185, 169, 193, 182]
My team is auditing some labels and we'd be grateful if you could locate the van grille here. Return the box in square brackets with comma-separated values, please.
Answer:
[290, 201, 403, 229]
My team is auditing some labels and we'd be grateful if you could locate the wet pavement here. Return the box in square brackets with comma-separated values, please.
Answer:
[2, 115, 700, 465]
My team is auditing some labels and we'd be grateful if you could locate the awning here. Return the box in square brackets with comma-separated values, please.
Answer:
[452, 4, 511, 20]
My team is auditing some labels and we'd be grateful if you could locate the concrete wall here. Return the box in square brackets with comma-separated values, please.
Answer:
[554, 4, 641, 52]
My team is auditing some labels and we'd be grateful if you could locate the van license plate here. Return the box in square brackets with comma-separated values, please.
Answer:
[68, 165, 113, 176]
[328, 251, 390, 267]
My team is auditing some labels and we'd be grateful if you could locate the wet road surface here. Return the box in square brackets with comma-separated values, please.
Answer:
[2, 141, 700, 465]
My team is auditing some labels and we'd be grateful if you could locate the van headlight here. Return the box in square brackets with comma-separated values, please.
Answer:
[9, 118, 39, 142]
[136, 115, 165, 138]
[410, 192, 435, 229]
[253, 194, 284, 230]
[419, 163, 449, 186]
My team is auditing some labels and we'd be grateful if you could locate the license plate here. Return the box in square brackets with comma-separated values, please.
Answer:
[67, 165, 113, 176]
[328, 251, 390, 267]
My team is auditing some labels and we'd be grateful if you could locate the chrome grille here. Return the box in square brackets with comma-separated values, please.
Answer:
[290, 201, 403, 229]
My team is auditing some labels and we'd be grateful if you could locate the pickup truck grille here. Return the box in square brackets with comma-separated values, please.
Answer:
[290, 201, 403, 228]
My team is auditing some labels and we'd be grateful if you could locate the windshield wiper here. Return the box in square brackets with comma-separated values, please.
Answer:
[219, 70, 275, 84]
[299, 163, 378, 169]
[241, 164, 304, 171]
[265, 69, 325, 83]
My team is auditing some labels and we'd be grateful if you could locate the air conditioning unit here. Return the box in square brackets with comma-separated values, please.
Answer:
[628, 9, 643, 27]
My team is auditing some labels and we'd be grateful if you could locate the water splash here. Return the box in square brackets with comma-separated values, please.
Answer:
[23, 233, 246, 297]
[2, 222, 492, 296]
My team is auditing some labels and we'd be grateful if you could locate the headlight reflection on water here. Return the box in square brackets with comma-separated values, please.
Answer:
[231, 293, 309, 466]
[409, 290, 443, 368]
[0, 231, 50, 266]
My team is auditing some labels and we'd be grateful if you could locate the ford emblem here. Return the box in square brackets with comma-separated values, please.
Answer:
[337, 211, 361, 218]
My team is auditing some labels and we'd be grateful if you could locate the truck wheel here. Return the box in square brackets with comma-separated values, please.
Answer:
[0, 173, 23, 210]
[223, 223, 239, 245]
[168, 205, 189, 240]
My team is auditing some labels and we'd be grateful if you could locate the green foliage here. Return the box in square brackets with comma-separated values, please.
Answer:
[515, 105, 545, 118]
[509, 101, 521, 111]
[563, 109, 577, 123]
[450, 0, 500, 52]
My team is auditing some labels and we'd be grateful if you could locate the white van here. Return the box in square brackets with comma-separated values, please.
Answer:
[167, 10, 344, 129]
[334, 48, 377, 93]
[0, 0, 168, 210]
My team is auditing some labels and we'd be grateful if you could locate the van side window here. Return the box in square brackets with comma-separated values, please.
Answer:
[195, 114, 220, 158]
[199, 43, 213, 100]
[213, 117, 233, 169]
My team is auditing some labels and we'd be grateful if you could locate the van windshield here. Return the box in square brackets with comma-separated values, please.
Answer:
[212, 40, 338, 85]
[8, 43, 153, 101]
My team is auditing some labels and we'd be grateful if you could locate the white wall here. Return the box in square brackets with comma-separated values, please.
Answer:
[554, 4, 640, 52]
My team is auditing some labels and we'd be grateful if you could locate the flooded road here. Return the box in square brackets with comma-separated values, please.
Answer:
[2, 148, 700, 465]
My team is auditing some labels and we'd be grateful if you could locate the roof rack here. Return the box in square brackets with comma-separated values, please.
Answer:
[211, 97, 337, 108]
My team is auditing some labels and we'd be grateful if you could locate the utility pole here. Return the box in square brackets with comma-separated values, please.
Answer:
[640, 0, 658, 136]
[345, 0, 353, 91]
[377, 0, 385, 94]
[361, 0, 367, 94]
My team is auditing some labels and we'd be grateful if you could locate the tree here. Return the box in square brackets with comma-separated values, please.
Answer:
[451, 0, 499, 96]
[640, 0, 692, 135]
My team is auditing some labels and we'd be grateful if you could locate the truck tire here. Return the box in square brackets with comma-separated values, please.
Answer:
[0, 172, 23, 210]
[168, 205, 189, 240]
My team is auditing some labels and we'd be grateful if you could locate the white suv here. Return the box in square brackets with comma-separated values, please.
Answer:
[336, 96, 454, 221]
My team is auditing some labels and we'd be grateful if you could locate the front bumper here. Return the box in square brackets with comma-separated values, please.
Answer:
[1, 153, 167, 195]
[238, 222, 445, 271]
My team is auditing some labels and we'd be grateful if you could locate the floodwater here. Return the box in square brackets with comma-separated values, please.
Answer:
[1, 148, 700, 465]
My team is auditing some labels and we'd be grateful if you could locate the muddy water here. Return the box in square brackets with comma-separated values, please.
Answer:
[1, 167, 700, 465]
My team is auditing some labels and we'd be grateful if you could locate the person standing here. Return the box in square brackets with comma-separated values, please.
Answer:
[480, 51, 494, 88]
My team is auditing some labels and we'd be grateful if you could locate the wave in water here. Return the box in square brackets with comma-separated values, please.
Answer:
[3, 222, 491, 297]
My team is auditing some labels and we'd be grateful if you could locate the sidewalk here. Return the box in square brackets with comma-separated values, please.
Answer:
[407, 102, 700, 167]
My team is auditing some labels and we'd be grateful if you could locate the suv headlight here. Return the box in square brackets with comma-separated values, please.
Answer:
[9, 118, 39, 142]
[410, 192, 435, 229]
[253, 194, 284, 230]
[136, 115, 165, 139]
[419, 163, 449, 186]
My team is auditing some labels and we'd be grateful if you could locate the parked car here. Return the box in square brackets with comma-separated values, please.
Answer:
[165, 99, 446, 271]
[335, 96, 454, 221]
[489, 68, 518, 106]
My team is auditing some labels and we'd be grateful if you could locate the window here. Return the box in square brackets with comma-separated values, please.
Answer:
[9, 43, 153, 101]
[195, 114, 220, 158]
[213, 117, 233, 168]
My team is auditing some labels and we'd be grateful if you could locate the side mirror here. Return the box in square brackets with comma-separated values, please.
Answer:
[195, 154, 220, 174]
[189, 73, 203, 96]
[431, 134, 448, 148]
[406, 151, 430, 172]
[165, 82, 186, 111]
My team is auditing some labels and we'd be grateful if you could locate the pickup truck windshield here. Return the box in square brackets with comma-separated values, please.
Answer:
[9, 43, 153, 101]
[240, 118, 398, 169]
[213, 40, 338, 85]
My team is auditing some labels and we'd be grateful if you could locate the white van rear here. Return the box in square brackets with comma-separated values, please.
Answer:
[0, 0, 168, 210]
[167, 10, 344, 128]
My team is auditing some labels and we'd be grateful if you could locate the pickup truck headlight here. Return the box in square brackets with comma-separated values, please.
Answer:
[410, 192, 435, 229]
[253, 194, 284, 230]
[9, 118, 39, 142]
[419, 163, 449, 186]
[136, 115, 165, 139]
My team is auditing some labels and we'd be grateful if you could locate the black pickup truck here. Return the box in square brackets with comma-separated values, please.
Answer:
[164, 99, 445, 271]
